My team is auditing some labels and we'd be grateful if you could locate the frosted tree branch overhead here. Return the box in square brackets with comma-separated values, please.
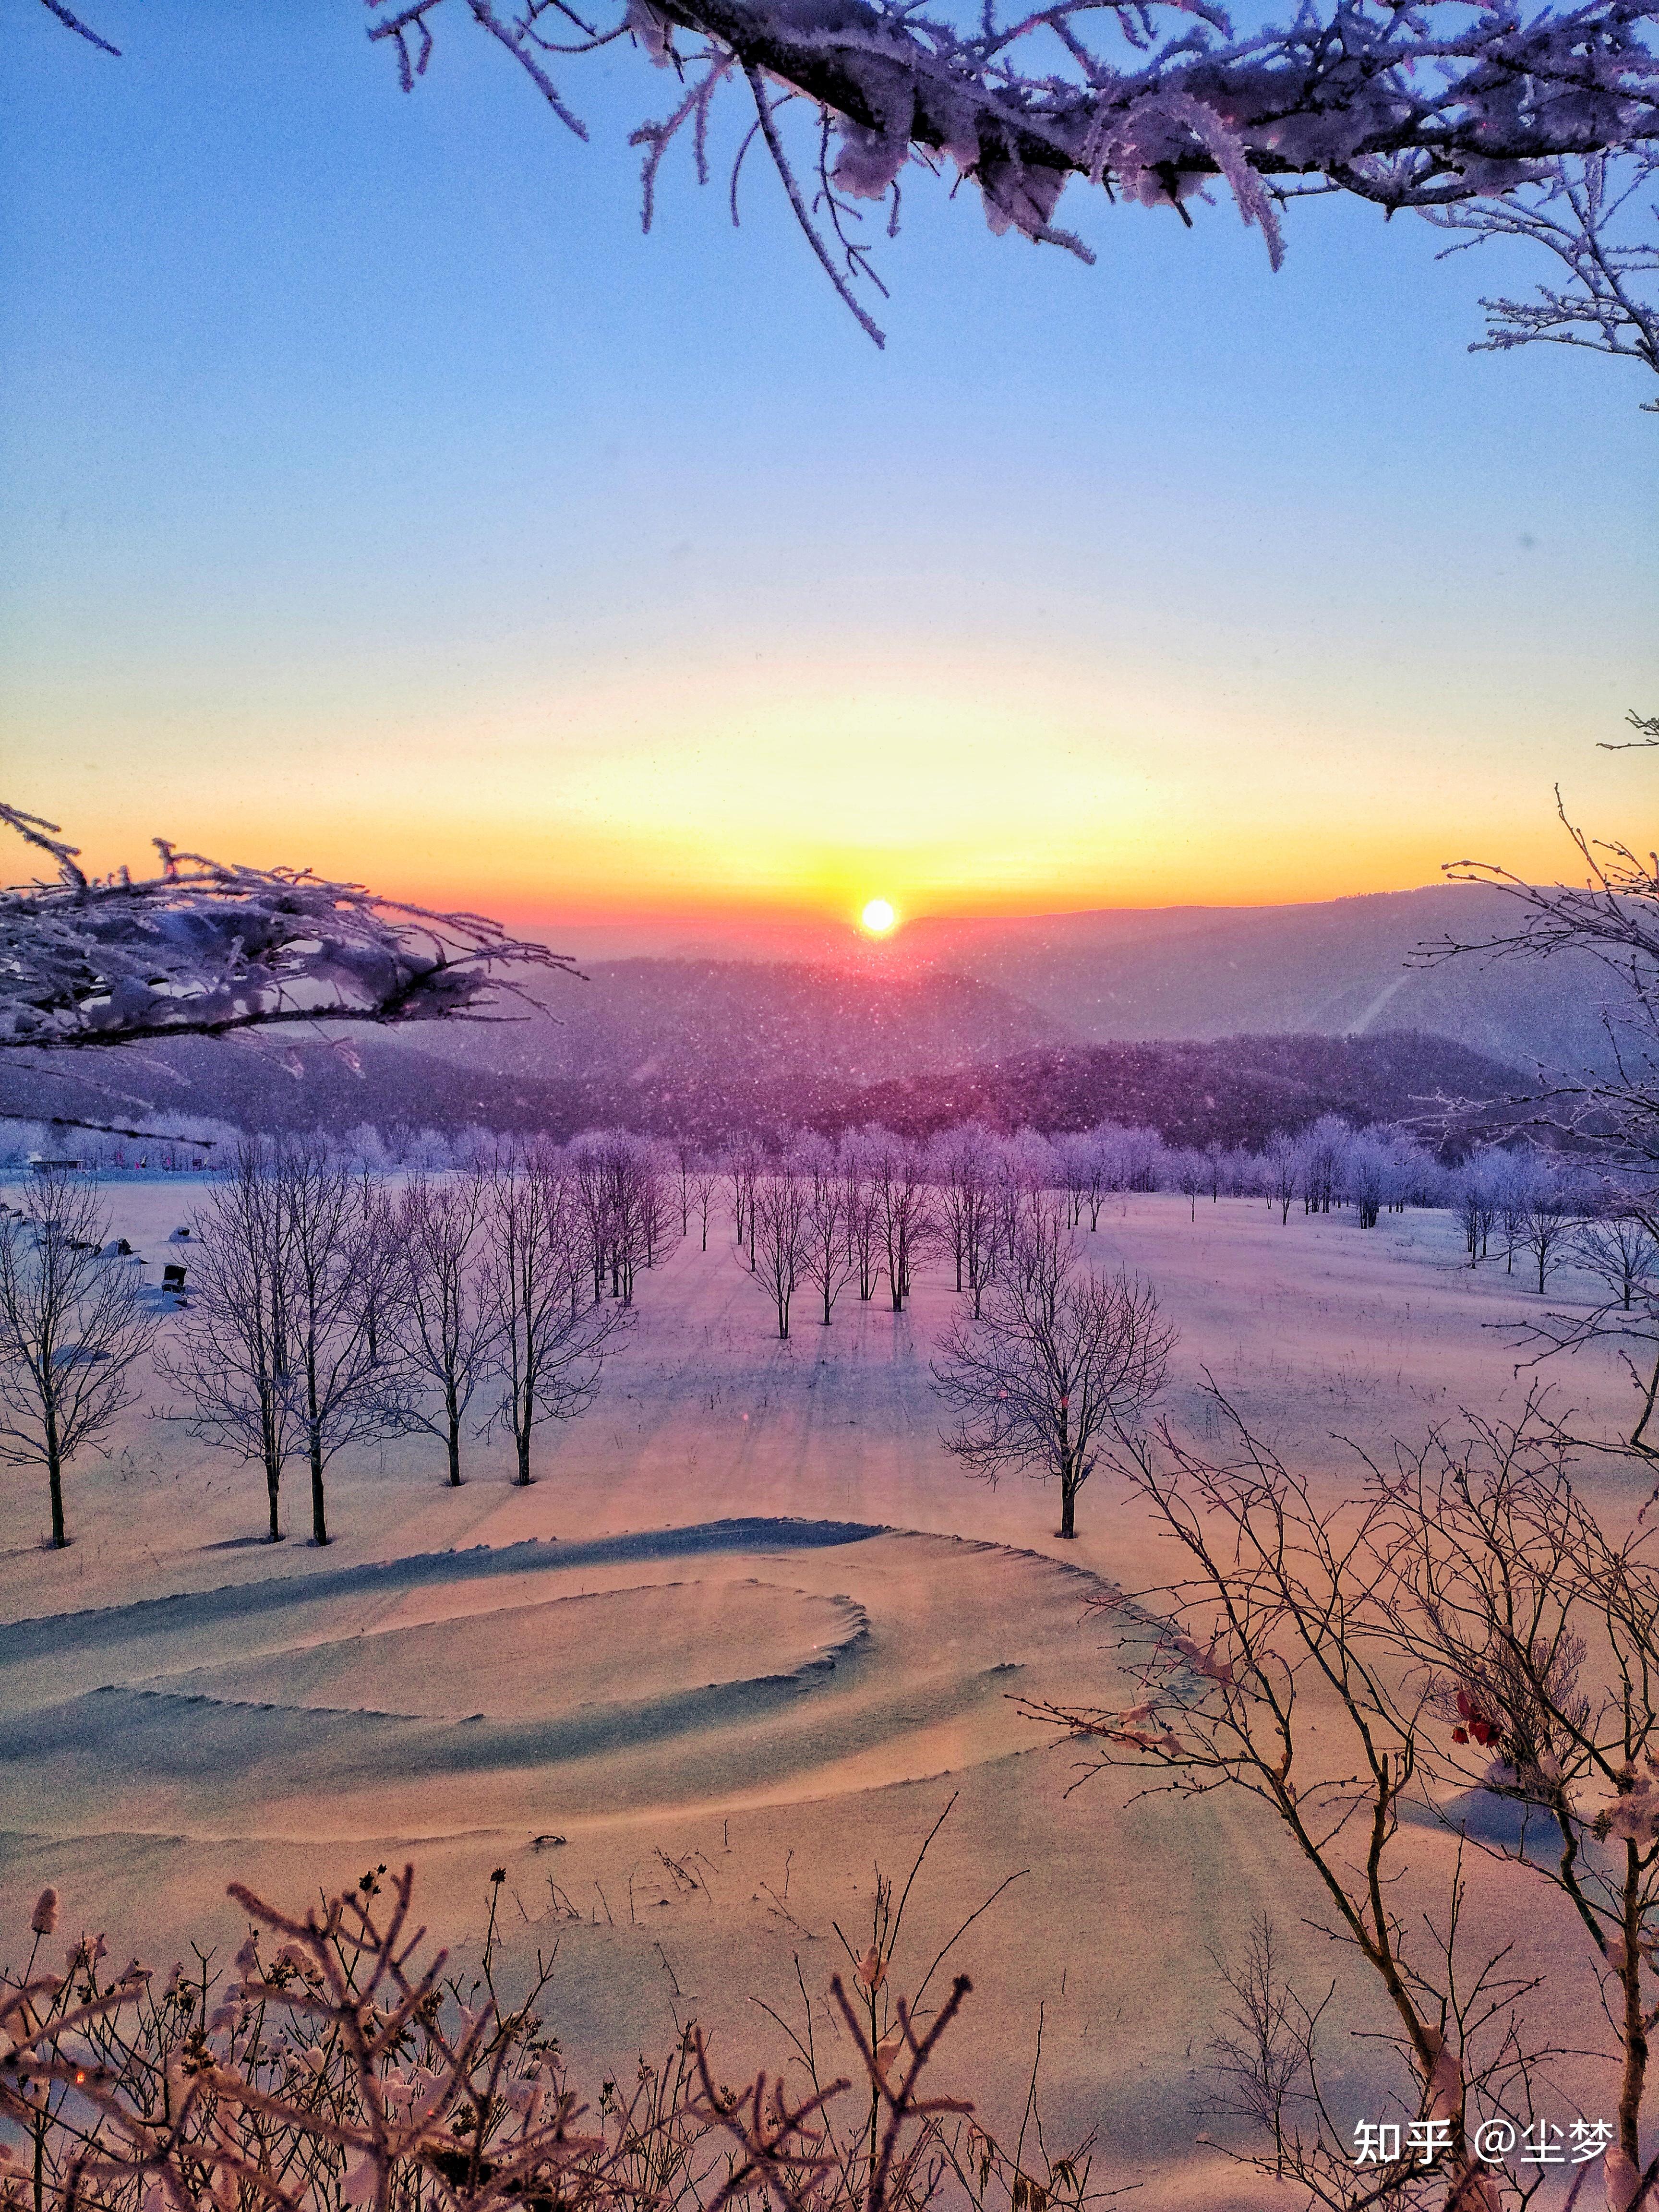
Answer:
[38, 0, 1659, 345]
[0, 803, 581, 1052]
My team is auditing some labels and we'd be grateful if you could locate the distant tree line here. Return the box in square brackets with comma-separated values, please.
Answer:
[0, 1028, 1539, 1162]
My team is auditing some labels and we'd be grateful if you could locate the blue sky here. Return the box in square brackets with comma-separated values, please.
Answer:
[2, 0, 1655, 933]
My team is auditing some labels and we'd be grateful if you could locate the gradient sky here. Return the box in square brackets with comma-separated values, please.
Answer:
[2, 0, 1656, 943]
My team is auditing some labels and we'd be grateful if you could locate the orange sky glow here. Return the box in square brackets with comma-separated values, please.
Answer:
[5, 9, 1655, 974]
[7, 635, 1648, 946]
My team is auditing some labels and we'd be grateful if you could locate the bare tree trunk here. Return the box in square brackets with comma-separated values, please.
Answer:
[1632, 1345, 1659, 1455]
[45, 1412, 65, 1552]
[309, 1433, 328, 1545]
[1620, 1852, 1648, 2171]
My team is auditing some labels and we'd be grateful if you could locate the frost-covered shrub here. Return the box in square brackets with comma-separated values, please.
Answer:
[0, 1867, 1092, 2212]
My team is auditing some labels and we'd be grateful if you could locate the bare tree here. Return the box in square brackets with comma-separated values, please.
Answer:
[1027, 1395, 1555, 2211]
[1512, 1157, 1590, 1294]
[1296, 1114, 1349, 1216]
[688, 1164, 720, 1251]
[1505, 1196, 1659, 1456]
[481, 1151, 625, 1485]
[840, 1133, 881, 1302]
[931, 1203, 1172, 1537]
[391, 1167, 497, 1486]
[1575, 1204, 1659, 1310]
[1053, 1131, 1093, 1228]
[1428, 731, 1659, 1449]
[866, 1132, 932, 1314]
[671, 1135, 700, 1237]
[749, 1170, 808, 1339]
[989, 1144, 1036, 1275]
[281, 1143, 409, 1545]
[636, 1139, 680, 1274]
[571, 1138, 614, 1306]
[1264, 1131, 1301, 1226]
[156, 1143, 299, 1541]
[1426, 760, 1659, 1186]
[1454, 1150, 1504, 1267]
[797, 1142, 855, 1325]
[1344, 1130, 1392, 1228]
[929, 1124, 999, 1300]
[0, 1169, 158, 1549]
[725, 1138, 763, 1274]
[1203, 1136, 1228, 1205]
[1494, 1151, 1534, 1274]
[1170, 1147, 1206, 1221]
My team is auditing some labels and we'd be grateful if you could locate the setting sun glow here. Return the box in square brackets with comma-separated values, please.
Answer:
[861, 898, 898, 935]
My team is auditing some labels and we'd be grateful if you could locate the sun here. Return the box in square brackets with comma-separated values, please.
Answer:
[860, 898, 897, 936]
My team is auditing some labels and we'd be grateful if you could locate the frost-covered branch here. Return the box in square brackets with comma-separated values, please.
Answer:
[36, 0, 1659, 342]
[1416, 769, 1659, 1185]
[0, 803, 581, 1052]
[1424, 151, 1659, 402]
[1, 1863, 1087, 2212]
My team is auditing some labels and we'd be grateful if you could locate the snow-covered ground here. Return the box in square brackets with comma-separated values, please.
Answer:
[0, 1185, 1639, 2207]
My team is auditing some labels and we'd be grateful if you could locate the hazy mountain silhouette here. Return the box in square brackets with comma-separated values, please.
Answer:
[900, 884, 1623, 1072]
[403, 959, 1068, 1084]
[1, 885, 1622, 1146]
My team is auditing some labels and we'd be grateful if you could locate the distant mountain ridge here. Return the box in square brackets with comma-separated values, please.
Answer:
[834, 1032, 1533, 1150]
[0, 961, 1066, 1142]
[0, 884, 1623, 1147]
[404, 958, 1067, 1085]
[900, 883, 1625, 1073]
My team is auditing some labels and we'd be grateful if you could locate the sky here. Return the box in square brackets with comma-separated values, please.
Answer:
[1, 0, 1656, 948]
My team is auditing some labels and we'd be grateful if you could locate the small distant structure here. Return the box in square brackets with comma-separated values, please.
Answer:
[29, 1155, 82, 1174]
[168, 1226, 191, 1241]
[162, 1262, 188, 1292]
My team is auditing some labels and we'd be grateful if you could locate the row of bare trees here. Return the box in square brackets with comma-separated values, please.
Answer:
[712, 1118, 1659, 1481]
[721, 1134, 1176, 1536]
[727, 1123, 1177, 1340]
[0, 1142, 651, 1551]
[729, 1134, 935, 1336]
[7, 1112, 1641, 1550]
[163, 1144, 641, 1544]
[718, 1116, 1475, 1349]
